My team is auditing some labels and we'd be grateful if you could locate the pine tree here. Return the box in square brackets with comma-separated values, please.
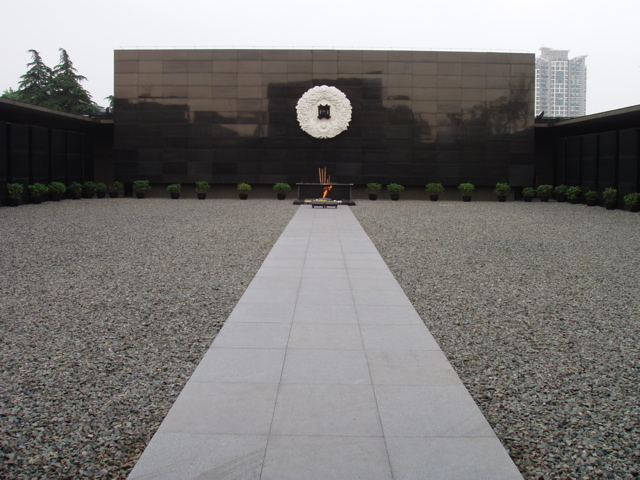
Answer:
[3, 48, 100, 113]
[1, 88, 23, 101]
[16, 49, 54, 107]
[50, 48, 97, 113]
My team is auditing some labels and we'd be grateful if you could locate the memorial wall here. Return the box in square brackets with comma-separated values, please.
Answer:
[0, 120, 92, 203]
[113, 49, 535, 186]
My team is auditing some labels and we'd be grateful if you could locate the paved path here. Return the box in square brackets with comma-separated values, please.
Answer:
[128, 206, 523, 479]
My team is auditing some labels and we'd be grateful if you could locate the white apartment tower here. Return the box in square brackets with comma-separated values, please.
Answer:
[535, 47, 587, 118]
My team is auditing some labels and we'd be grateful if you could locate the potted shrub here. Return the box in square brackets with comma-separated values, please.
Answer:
[366, 183, 382, 201]
[494, 182, 511, 202]
[7, 183, 24, 206]
[82, 181, 98, 199]
[273, 182, 291, 200]
[584, 190, 599, 207]
[68, 182, 82, 200]
[48, 182, 66, 201]
[536, 184, 553, 202]
[28, 182, 49, 204]
[386, 183, 404, 201]
[109, 181, 123, 198]
[167, 183, 181, 199]
[133, 180, 151, 199]
[565, 186, 582, 204]
[602, 188, 617, 210]
[554, 184, 568, 202]
[458, 182, 474, 202]
[624, 192, 640, 212]
[96, 182, 107, 198]
[237, 183, 251, 200]
[195, 181, 210, 200]
[522, 187, 536, 202]
[425, 182, 444, 201]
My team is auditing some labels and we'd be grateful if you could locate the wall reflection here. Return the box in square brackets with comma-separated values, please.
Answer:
[114, 50, 534, 186]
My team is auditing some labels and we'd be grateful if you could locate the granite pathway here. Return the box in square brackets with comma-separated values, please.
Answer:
[128, 205, 523, 480]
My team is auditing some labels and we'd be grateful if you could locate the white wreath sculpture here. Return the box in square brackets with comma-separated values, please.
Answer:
[296, 85, 352, 139]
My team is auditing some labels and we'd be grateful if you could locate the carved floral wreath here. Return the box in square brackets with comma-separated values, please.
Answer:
[296, 86, 352, 139]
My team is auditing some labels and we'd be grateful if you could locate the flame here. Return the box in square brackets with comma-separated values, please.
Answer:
[322, 185, 333, 198]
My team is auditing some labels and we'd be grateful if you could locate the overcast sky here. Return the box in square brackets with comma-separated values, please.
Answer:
[1, 0, 638, 115]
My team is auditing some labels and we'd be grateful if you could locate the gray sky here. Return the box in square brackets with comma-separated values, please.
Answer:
[1, 0, 638, 115]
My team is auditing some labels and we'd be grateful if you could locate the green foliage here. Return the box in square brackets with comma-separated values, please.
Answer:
[273, 183, 291, 194]
[51, 48, 97, 113]
[7, 183, 24, 199]
[554, 184, 568, 196]
[366, 183, 382, 194]
[5, 48, 97, 113]
[565, 186, 582, 200]
[28, 182, 49, 198]
[584, 190, 599, 201]
[386, 183, 405, 194]
[68, 182, 82, 194]
[104, 95, 114, 110]
[133, 180, 151, 192]
[109, 181, 123, 192]
[458, 182, 475, 196]
[48, 182, 66, 195]
[536, 184, 554, 196]
[16, 50, 54, 107]
[1, 88, 24, 101]
[195, 181, 210, 193]
[237, 183, 251, 193]
[425, 183, 444, 194]
[602, 188, 617, 204]
[522, 187, 536, 198]
[95, 182, 107, 193]
[82, 181, 98, 194]
[166, 183, 181, 193]
[493, 182, 511, 196]
[623, 192, 640, 207]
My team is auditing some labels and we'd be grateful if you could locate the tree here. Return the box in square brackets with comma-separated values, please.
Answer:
[50, 48, 98, 113]
[1, 88, 24, 101]
[16, 49, 54, 107]
[104, 95, 114, 112]
[2, 48, 98, 113]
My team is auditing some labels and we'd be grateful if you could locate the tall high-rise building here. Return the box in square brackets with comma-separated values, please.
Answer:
[535, 47, 587, 118]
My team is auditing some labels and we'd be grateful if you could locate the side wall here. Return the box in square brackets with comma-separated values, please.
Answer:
[536, 126, 640, 205]
[114, 49, 535, 187]
[0, 121, 92, 206]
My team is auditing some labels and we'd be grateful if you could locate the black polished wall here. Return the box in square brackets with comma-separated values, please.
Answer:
[114, 49, 535, 186]
[0, 122, 6, 205]
[0, 122, 91, 206]
[546, 128, 640, 203]
[618, 129, 639, 198]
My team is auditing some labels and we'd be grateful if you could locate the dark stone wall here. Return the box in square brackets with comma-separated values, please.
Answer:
[541, 126, 640, 204]
[114, 49, 535, 187]
[0, 122, 91, 206]
[0, 122, 6, 205]
[598, 132, 617, 189]
[580, 134, 598, 190]
[618, 128, 639, 198]
[9, 123, 30, 183]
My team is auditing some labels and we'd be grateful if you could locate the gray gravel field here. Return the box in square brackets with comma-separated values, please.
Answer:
[353, 200, 640, 480]
[0, 198, 297, 479]
[2, 198, 639, 480]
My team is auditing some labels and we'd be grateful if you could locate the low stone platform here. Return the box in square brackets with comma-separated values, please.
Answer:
[128, 205, 523, 480]
[311, 201, 339, 208]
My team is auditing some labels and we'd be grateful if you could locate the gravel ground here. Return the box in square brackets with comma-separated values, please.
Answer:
[2, 198, 638, 480]
[0, 198, 297, 479]
[353, 200, 640, 480]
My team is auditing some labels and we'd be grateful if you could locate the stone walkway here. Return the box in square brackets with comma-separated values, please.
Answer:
[128, 205, 523, 480]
